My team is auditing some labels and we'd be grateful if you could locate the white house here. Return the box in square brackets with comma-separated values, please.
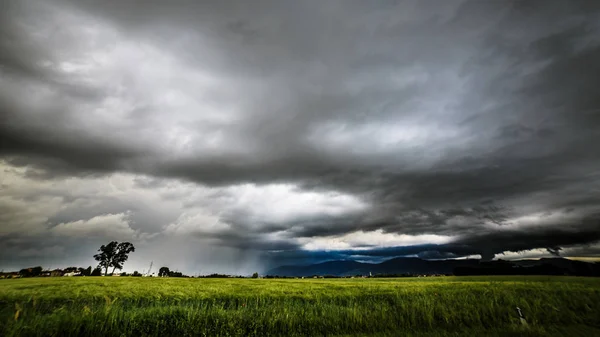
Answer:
[63, 272, 81, 277]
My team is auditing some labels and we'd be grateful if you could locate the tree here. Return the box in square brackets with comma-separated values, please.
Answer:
[91, 267, 102, 276]
[19, 266, 43, 277]
[252, 272, 259, 279]
[93, 241, 135, 276]
[158, 267, 170, 277]
[82, 266, 92, 276]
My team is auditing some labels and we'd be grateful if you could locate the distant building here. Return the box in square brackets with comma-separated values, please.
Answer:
[50, 269, 64, 277]
[64, 271, 81, 277]
[0, 272, 20, 279]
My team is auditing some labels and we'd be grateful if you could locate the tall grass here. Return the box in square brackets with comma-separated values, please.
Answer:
[1, 276, 599, 336]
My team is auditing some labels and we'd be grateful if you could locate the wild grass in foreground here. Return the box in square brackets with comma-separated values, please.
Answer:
[1, 276, 599, 336]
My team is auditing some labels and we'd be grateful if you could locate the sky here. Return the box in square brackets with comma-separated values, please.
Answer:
[1, 0, 600, 275]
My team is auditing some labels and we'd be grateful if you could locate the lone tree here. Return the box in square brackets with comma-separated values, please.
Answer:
[93, 241, 135, 276]
[158, 267, 170, 277]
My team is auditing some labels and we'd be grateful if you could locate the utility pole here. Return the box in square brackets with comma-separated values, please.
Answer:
[145, 261, 153, 277]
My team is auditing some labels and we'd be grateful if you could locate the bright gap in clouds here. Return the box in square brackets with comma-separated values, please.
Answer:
[300, 230, 454, 251]
[226, 183, 368, 223]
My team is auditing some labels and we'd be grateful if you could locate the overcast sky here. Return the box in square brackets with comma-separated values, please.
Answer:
[1, 0, 600, 275]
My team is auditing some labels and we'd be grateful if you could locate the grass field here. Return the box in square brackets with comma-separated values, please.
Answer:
[1, 276, 600, 336]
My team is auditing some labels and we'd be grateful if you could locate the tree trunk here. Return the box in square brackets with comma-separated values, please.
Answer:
[111, 266, 117, 275]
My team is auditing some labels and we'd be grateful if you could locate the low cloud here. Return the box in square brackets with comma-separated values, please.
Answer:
[52, 213, 146, 241]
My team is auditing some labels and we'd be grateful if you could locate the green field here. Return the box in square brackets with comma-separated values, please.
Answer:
[1, 276, 600, 336]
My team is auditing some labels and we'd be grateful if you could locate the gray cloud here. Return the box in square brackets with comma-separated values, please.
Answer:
[1, 0, 600, 273]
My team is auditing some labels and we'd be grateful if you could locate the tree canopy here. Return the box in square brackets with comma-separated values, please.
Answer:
[158, 267, 170, 277]
[93, 241, 135, 276]
[19, 266, 42, 277]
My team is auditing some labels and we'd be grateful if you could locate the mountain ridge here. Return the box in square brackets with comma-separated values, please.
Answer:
[266, 257, 600, 277]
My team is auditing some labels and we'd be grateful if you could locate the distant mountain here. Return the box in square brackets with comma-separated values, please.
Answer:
[266, 257, 600, 277]
[268, 260, 368, 277]
[266, 257, 480, 277]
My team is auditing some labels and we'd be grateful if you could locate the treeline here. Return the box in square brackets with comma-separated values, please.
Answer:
[2, 267, 247, 279]
[198, 274, 246, 278]
[1, 266, 156, 278]
[157, 267, 191, 278]
[1, 266, 104, 278]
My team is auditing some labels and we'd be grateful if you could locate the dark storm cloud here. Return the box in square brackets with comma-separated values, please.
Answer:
[344, 216, 600, 261]
[263, 213, 600, 266]
[2, 0, 600, 271]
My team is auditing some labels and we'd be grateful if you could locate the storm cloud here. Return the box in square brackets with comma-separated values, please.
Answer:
[1, 0, 600, 274]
